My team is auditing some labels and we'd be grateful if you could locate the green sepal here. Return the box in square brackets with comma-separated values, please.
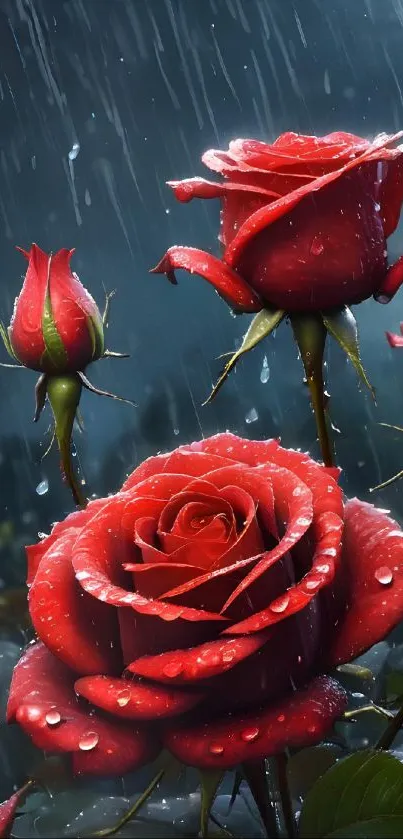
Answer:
[87, 311, 105, 361]
[199, 769, 225, 838]
[41, 259, 69, 370]
[204, 307, 284, 404]
[0, 321, 19, 361]
[291, 312, 334, 467]
[322, 306, 375, 399]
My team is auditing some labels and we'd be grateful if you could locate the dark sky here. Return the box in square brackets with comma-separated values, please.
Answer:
[1, 0, 403, 575]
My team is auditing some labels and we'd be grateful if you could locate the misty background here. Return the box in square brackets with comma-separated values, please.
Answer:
[1, 0, 403, 589]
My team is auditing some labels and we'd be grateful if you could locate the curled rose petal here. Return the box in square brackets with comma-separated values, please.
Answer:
[328, 499, 403, 666]
[75, 674, 204, 719]
[164, 675, 347, 769]
[29, 530, 121, 675]
[151, 246, 262, 312]
[128, 634, 268, 684]
[7, 643, 159, 776]
[26, 497, 109, 584]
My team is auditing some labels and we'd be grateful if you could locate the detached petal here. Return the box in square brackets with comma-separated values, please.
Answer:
[164, 675, 347, 769]
[7, 643, 158, 776]
[151, 246, 262, 312]
[328, 499, 403, 666]
[387, 327, 403, 348]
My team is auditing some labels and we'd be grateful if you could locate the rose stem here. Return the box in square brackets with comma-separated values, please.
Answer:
[88, 768, 165, 838]
[376, 704, 403, 750]
[291, 314, 334, 468]
[46, 375, 88, 509]
[275, 753, 296, 838]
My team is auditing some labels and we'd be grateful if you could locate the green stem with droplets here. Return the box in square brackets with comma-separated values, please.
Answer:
[46, 375, 87, 509]
[291, 313, 334, 467]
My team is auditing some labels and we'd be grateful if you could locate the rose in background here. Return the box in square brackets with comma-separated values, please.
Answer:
[7, 433, 403, 806]
[0, 244, 132, 507]
[153, 131, 403, 466]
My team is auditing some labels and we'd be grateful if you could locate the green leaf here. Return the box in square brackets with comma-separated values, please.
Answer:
[200, 769, 224, 838]
[204, 307, 284, 404]
[322, 306, 375, 398]
[299, 749, 403, 839]
[86, 311, 104, 361]
[327, 816, 403, 837]
[287, 745, 342, 802]
[42, 260, 68, 370]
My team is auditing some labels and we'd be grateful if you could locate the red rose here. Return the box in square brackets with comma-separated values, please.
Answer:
[6, 244, 104, 373]
[152, 131, 403, 311]
[8, 433, 403, 774]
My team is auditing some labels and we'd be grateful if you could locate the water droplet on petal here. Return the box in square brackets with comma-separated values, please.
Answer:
[241, 727, 259, 742]
[277, 714, 285, 722]
[209, 742, 224, 755]
[375, 566, 393, 585]
[117, 690, 131, 707]
[163, 661, 183, 678]
[306, 579, 321, 591]
[271, 595, 290, 613]
[79, 731, 99, 751]
[310, 236, 324, 256]
[45, 710, 61, 726]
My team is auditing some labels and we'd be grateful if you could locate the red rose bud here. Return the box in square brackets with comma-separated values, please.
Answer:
[6, 244, 104, 373]
[0, 244, 133, 508]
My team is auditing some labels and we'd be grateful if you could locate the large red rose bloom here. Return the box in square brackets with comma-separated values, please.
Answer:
[152, 131, 403, 311]
[8, 434, 403, 773]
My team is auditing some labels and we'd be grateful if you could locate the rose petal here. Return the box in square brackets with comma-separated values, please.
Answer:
[220, 462, 313, 614]
[72, 500, 228, 625]
[7, 643, 158, 776]
[168, 177, 280, 202]
[118, 607, 224, 664]
[26, 497, 109, 584]
[377, 255, 403, 304]
[29, 531, 121, 675]
[121, 449, 234, 494]
[387, 329, 403, 348]
[379, 156, 403, 237]
[224, 132, 403, 269]
[161, 553, 260, 613]
[124, 562, 201, 599]
[150, 246, 262, 312]
[75, 674, 203, 719]
[164, 675, 347, 769]
[128, 634, 268, 684]
[9, 244, 49, 367]
[328, 499, 403, 666]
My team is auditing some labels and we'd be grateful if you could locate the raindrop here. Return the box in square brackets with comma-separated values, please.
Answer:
[84, 189, 91, 206]
[117, 690, 131, 708]
[324, 69, 331, 95]
[245, 408, 258, 424]
[241, 727, 259, 742]
[162, 661, 183, 678]
[277, 714, 285, 722]
[310, 236, 324, 256]
[78, 731, 99, 751]
[374, 566, 393, 585]
[45, 710, 61, 726]
[36, 479, 49, 496]
[209, 742, 224, 755]
[68, 142, 80, 161]
[271, 595, 290, 613]
[173, 428, 180, 435]
[260, 356, 270, 383]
